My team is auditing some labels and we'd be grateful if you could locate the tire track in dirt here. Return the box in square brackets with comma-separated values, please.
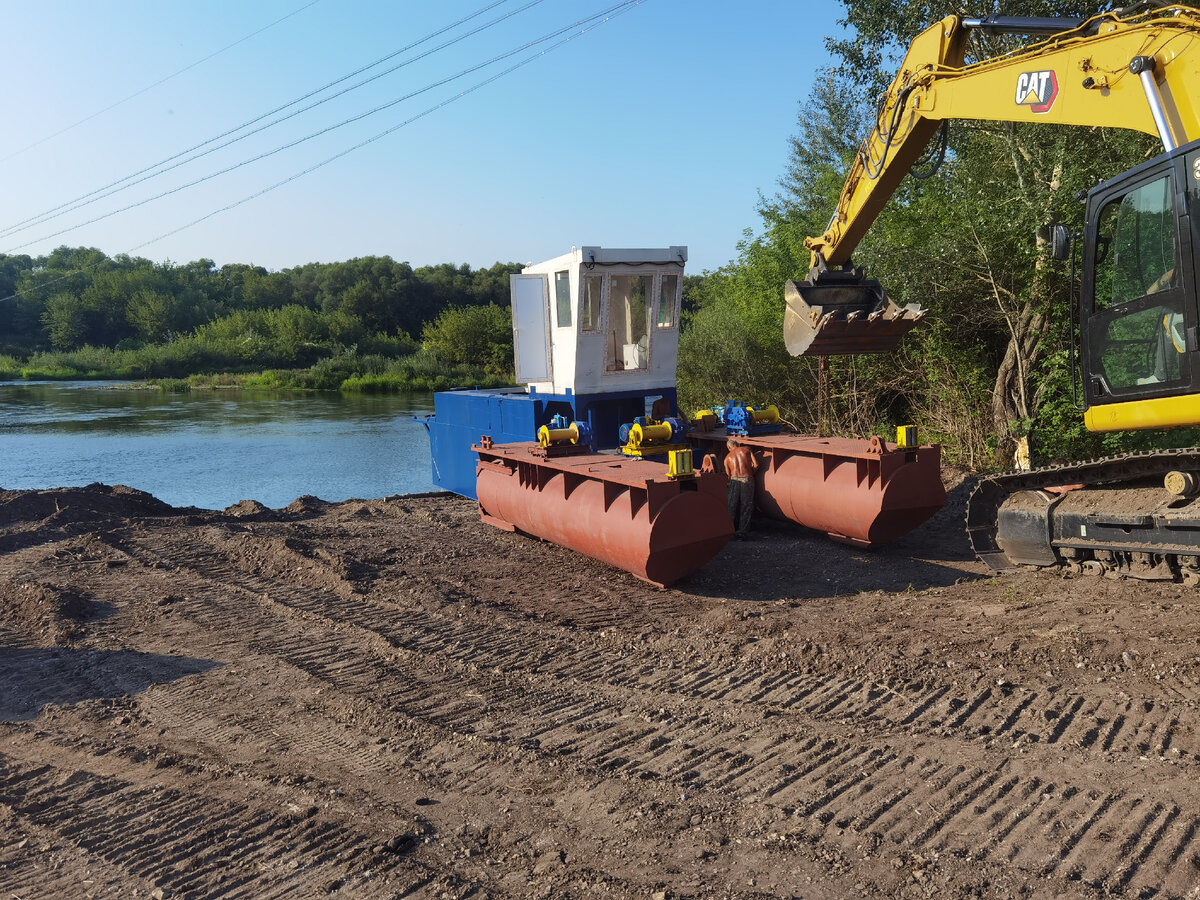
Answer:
[0, 804, 155, 900]
[132, 530, 1198, 763]
[31, 534, 694, 897]
[121, 527, 1200, 897]
[0, 754, 450, 899]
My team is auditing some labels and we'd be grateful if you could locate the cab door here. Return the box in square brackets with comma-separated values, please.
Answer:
[510, 273, 552, 385]
[1081, 148, 1198, 417]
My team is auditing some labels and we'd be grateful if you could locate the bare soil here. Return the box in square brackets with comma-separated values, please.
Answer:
[3, 475, 1200, 899]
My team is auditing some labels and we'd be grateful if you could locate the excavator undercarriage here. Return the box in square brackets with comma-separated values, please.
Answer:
[969, 450, 1200, 584]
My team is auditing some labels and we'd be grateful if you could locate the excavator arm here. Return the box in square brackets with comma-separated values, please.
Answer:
[786, 5, 1200, 357]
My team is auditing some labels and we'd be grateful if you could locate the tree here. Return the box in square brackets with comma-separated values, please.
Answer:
[0, 245, 527, 382]
[422, 304, 513, 378]
[127, 289, 180, 343]
[0, 254, 42, 353]
[42, 292, 91, 350]
[678, 73, 873, 433]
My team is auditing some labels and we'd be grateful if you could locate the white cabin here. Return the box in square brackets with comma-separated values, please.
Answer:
[509, 246, 687, 397]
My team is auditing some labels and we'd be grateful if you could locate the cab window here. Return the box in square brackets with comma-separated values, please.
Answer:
[580, 274, 602, 332]
[605, 275, 651, 371]
[1094, 174, 1178, 310]
[657, 273, 679, 328]
[554, 271, 572, 327]
[1090, 173, 1186, 391]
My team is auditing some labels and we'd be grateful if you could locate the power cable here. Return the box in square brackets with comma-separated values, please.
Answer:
[0, 0, 645, 303]
[0, 0, 323, 164]
[0, 0, 542, 240]
[4, 0, 639, 254]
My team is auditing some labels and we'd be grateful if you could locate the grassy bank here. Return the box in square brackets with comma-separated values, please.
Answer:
[0, 346, 512, 394]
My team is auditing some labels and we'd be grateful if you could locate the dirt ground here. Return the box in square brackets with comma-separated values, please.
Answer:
[3, 473, 1200, 899]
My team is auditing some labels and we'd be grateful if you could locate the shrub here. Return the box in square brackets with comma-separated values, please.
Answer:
[421, 304, 513, 378]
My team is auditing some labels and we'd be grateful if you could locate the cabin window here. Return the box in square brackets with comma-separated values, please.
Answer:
[1094, 174, 1178, 311]
[554, 271, 572, 327]
[657, 273, 679, 328]
[1095, 303, 1186, 389]
[1089, 173, 1187, 392]
[581, 274, 602, 332]
[605, 274, 651, 372]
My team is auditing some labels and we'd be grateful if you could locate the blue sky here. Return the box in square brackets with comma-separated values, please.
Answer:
[1, 1, 847, 275]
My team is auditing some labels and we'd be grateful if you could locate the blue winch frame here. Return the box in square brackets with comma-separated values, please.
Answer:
[419, 385, 678, 500]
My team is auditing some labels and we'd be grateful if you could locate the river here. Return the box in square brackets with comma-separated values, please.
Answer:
[0, 381, 437, 509]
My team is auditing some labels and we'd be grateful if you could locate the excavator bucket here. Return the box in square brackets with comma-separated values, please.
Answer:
[783, 270, 926, 356]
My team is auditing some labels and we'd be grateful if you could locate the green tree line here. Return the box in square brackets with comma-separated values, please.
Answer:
[0, 248, 521, 388]
[678, 0, 1197, 470]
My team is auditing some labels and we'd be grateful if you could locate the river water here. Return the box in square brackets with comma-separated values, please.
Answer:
[0, 381, 437, 509]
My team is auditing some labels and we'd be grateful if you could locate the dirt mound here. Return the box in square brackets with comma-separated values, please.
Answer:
[223, 499, 274, 519]
[3, 581, 94, 645]
[0, 483, 177, 529]
[282, 494, 329, 516]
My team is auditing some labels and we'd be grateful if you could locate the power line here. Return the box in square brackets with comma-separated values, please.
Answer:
[0, 0, 324, 164]
[0, 0, 542, 241]
[4, 0, 640, 255]
[0, 0, 645, 304]
[134, 2, 638, 257]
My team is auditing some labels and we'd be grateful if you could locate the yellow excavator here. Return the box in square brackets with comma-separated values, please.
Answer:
[786, 4, 1200, 581]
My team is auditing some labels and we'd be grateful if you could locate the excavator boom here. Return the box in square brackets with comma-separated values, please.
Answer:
[788, 6, 1200, 357]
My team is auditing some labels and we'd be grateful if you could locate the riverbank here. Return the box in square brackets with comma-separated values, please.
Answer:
[0, 347, 512, 394]
[152, 367, 511, 394]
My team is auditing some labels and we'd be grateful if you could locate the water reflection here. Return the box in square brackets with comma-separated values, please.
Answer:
[0, 381, 436, 509]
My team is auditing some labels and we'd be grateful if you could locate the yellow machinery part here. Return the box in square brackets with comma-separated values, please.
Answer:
[748, 404, 780, 425]
[623, 443, 688, 458]
[538, 422, 585, 446]
[627, 421, 673, 450]
[896, 425, 918, 448]
[668, 448, 695, 478]
[1085, 394, 1200, 432]
[805, 9, 1200, 271]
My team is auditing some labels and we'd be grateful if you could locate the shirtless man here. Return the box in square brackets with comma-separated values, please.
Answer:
[724, 437, 759, 538]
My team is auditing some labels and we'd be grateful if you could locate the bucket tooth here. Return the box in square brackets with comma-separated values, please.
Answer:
[783, 271, 925, 357]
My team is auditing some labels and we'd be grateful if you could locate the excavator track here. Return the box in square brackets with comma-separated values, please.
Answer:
[967, 447, 1200, 582]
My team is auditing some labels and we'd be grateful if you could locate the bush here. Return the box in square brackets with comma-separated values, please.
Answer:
[421, 304, 513, 378]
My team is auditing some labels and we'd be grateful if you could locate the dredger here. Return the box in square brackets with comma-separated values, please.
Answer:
[420, 246, 944, 585]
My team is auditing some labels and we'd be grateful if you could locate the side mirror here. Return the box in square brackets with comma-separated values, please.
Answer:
[1048, 224, 1072, 261]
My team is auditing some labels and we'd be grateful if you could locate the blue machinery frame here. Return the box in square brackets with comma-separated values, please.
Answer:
[421, 385, 678, 500]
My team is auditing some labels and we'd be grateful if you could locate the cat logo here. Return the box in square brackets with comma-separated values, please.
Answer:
[1015, 70, 1059, 113]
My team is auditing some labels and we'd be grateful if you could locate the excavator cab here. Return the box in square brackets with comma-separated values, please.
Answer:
[1080, 137, 1200, 432]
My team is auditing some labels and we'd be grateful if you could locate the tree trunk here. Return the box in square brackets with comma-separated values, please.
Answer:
[988, 129, 1064, 468]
